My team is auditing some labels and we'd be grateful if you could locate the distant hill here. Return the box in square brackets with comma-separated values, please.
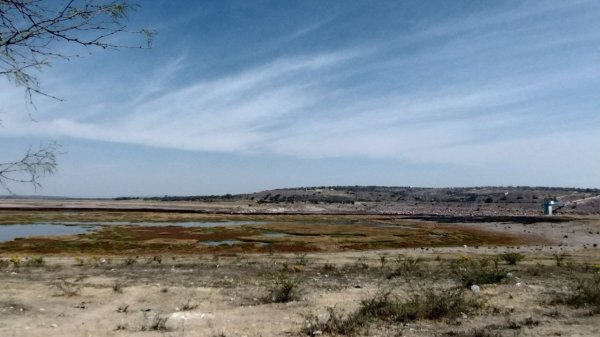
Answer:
[132, 186, 600, 216]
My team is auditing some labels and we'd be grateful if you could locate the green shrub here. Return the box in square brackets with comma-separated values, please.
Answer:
[526, 263, 545, 276]
[452, 257, 507, 288]
[302, 287, 483, 336]
[266, 271, 300, 303]
[25, 256, 45, 267]
[303, 306, 356, 336]
[89, 256, 101, 266]
[387, 256, 422, 279]
[389, 287, 483, 321]
[564, 274, 600, 312]
[553, 253, 567, 267]
[9, 255, 21, 267]
[499, 252, 524, 265]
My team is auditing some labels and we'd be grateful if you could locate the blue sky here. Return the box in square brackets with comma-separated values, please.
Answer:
[1, 0, 599, 197]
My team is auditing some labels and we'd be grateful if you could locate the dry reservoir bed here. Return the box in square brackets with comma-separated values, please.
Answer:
[0, 211, 599, 336]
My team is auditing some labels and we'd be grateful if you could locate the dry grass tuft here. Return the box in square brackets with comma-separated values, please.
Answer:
[562, 274, 600, 313]
[52, 279, 81, 297]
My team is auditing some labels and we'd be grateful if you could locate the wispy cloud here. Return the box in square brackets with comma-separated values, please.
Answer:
[1, 0, 598, 173]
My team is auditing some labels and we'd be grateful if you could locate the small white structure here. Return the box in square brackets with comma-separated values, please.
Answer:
[543, 200, 555, 215]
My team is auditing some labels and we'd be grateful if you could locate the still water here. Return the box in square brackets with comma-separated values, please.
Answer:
[0, 221, 264, 242]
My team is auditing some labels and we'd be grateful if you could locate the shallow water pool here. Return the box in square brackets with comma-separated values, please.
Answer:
[0, 221, 264, 242]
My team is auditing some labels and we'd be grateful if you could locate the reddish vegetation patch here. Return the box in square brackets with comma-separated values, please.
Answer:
[96, 225, 263, 242]
[441, 224, 541, 246]
[0, 212, 544, 255]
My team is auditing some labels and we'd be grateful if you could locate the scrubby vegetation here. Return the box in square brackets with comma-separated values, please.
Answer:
[561, 274, 600, 313]
[141, 312, 169, 331]
[499, 252, 524, 265]
[303, 287, 483, 336]
[387, 256, 424, 279]
[265, 270, 301, 303]
[52, 279, 81, 297]
[1, 211, 599, 336]
[452, 257, 507, 288]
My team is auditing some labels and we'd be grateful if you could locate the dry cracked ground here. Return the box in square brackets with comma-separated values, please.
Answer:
[1, 217, 600, 337]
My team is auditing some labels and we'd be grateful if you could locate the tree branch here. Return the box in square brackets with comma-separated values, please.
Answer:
[0, 142, 60, 194]
[1, 0, 155, 101]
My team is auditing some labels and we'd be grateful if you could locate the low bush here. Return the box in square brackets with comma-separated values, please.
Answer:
[266, 271, 300, 303]
[345, 256, 369, 271]
[146, 255, 162, 264]
[88, 256, 101, 266]
[387, 256, 423, 279]
[114, 321, 127, 331]
[553, 253, 568, 267]
[452, 257, 507, 288]
[499, 252, 524, 265]
[117, 304, 129, 313]
[112, 280, 124, 294]
[9, 255, 21, 267]
[295, 253, 310, 266]
[390, 287, 483, 321]
[379, 255, 388, 269]
[525, 263, 545, 276]
[441, 328, 502, 337]
[123, 257, 137, 266]
[322, 263, 336, 272]
[303, 306, 356, 336]
[180, 298, 198, 311]
[52, 280, 81, 297]
[141, 312, 169, 331]
[302, 287, 483, 336]
[563, 274, 600, 313]
[24, 256, 45, 267]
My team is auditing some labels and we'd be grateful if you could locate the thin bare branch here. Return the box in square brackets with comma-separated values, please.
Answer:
[1, 0, 154, 101]
[0, 0, 153, 192]
[0, 142, 61, 194]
